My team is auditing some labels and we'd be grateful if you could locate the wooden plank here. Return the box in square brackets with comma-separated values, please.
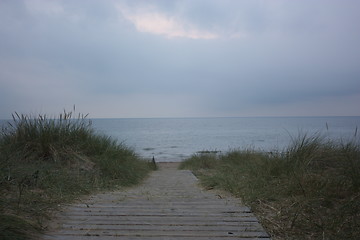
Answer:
[55, 215, 260, 223]
[45, 230, 270, 238]
[67, 205, 251, 211]
[60, 224, 264, 231]
[60, 212, 255, 217]
[59, 220, 261, 227]
[44, 236, 271, 240]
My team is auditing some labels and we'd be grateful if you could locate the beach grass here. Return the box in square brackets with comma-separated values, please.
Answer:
[0, 109, 154, 240]
[180, 133, 360, 239]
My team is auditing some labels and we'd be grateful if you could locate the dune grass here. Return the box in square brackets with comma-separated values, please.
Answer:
[0, 110, 154, 240]
[180, 133, 360, 239]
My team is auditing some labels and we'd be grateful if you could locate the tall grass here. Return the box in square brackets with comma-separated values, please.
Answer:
[0, 109, 153, 240]
[180, 133, 360, 239]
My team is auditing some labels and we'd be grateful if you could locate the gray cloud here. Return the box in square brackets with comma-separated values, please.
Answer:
[0, 0, 359, 118]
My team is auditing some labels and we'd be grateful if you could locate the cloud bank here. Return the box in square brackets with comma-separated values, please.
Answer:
[0, 0, 359, 118]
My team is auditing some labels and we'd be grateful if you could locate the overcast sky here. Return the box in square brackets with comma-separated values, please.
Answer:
[1, 0, 359, 119]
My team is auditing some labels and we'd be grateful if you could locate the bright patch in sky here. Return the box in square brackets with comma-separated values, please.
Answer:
[117, 4, 218, 39]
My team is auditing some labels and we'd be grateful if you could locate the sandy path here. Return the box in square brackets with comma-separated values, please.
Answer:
[42, 163, 270, 239]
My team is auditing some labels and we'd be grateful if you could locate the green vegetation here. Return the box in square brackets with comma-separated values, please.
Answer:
[180, 133, 360, 239]
[0, 109, 154, 240]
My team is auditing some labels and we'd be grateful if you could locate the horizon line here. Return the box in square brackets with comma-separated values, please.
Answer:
[1, 115, 360, 121]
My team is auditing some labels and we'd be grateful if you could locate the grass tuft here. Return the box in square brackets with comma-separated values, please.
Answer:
[180, 133, 360, 239]
[0, 109, 153, 239]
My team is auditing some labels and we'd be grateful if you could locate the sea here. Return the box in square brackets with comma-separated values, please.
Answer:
[90, 117, 359, 162]
[1, 117, 359, 162]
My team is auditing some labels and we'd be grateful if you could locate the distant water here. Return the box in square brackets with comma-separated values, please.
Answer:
[90, 117, 359, 162]
[1, 117, 359, 162]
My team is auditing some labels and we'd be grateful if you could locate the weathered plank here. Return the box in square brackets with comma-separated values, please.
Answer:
[61, 224, 264, 231]
[42, 163, 270, 239]
[43, 236, 271, 240]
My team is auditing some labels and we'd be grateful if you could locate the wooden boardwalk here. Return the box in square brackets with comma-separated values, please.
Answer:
[42, 163, 270, 239]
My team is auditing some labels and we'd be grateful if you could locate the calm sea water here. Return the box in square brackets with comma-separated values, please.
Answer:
[1, 117, 359, 162]
[90, 117, 360, 162]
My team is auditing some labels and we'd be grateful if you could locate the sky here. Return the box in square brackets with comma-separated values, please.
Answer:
[0, 0, 360, 119]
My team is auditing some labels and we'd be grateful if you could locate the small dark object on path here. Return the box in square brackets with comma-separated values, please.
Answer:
[151, 156, 157, 170]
